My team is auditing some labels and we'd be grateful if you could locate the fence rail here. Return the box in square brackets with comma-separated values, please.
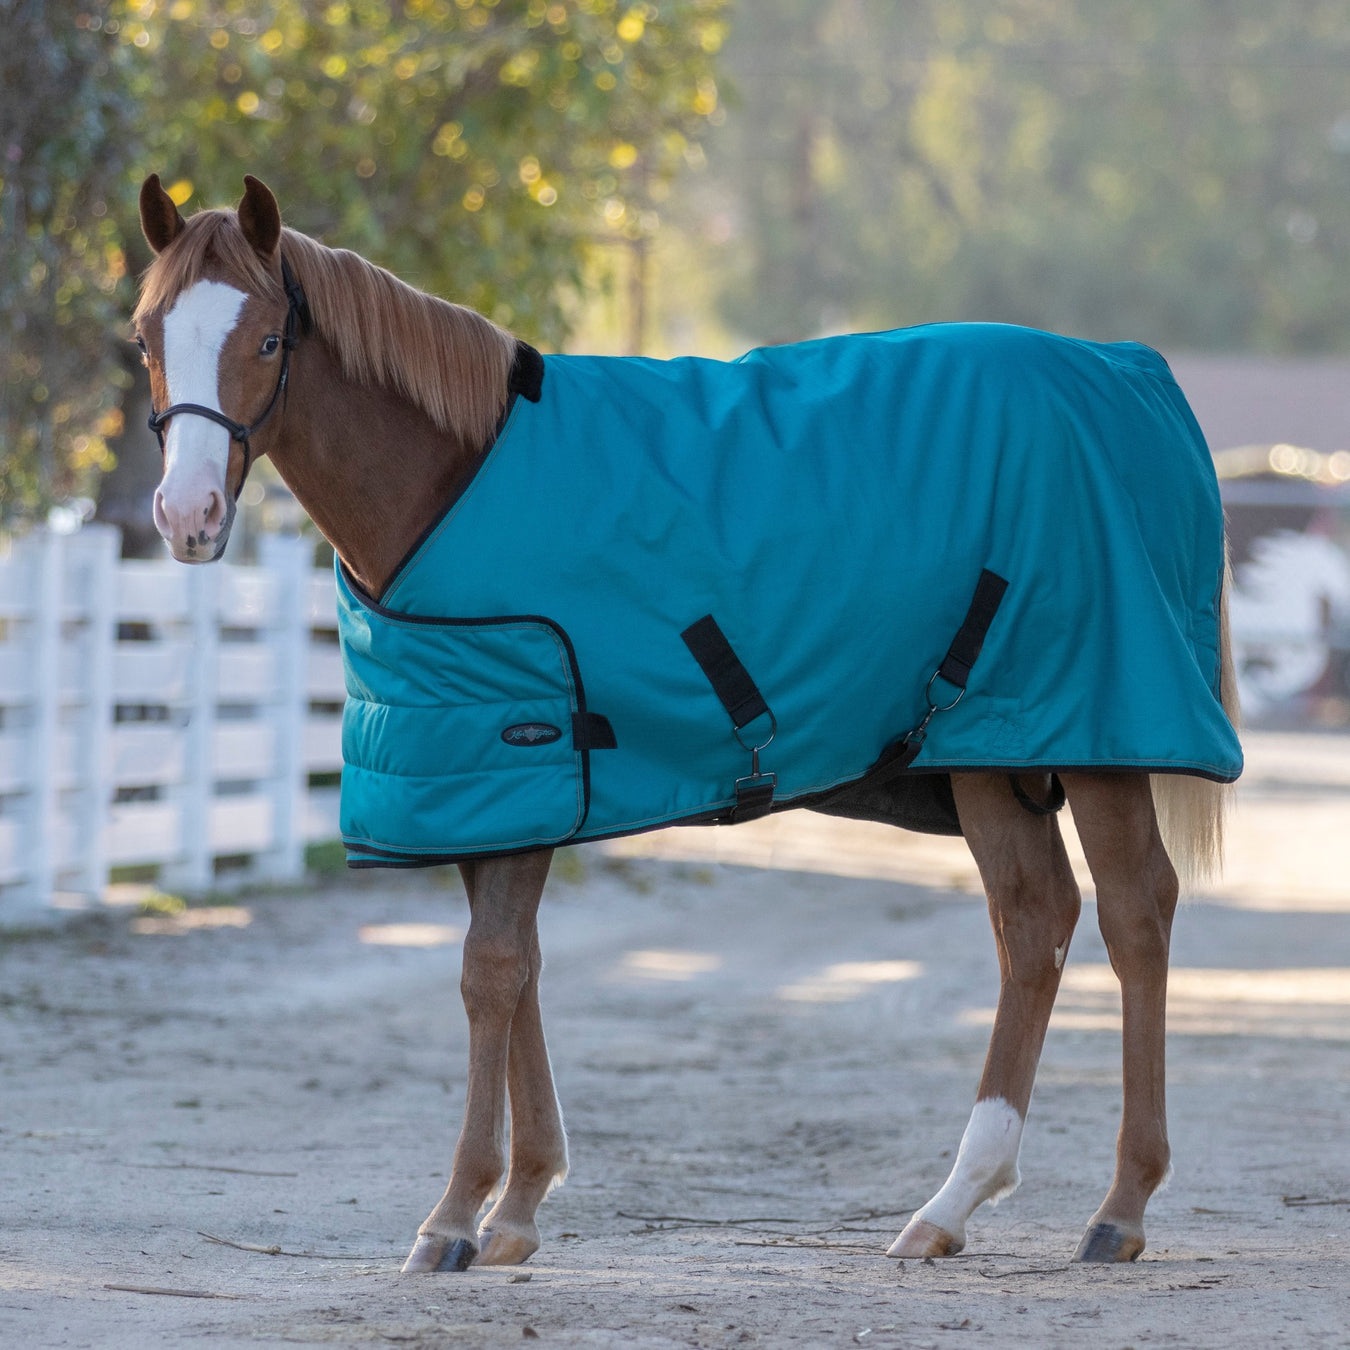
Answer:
[0, 526, 343, 924]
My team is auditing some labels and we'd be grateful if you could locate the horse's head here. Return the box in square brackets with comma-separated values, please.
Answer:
[135, 174, 307, 562]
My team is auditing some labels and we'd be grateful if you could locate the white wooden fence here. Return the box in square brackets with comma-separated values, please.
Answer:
[0, 525, 345, 925]
[4, 517, 1349, 924]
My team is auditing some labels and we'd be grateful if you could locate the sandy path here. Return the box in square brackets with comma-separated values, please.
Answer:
[2, 735, 1350, 1348]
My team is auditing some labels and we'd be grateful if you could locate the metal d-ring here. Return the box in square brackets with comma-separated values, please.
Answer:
[899, 669, 966, 750]
[730, 708, 778, 821]
[732, 708, 777, 765]
[924, 669, 967, 714]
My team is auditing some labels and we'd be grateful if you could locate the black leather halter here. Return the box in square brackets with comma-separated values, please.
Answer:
[148, 255, 313, 500]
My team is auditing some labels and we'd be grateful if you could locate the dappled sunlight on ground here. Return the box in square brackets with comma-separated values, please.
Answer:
[356, 922, 462, 947]
[617, 948, 723, 980]
[960, 963, 1350, 1038]
[130, 906, 251, 936]
[776, 958, 923, 1003]
[6, 813, 1350, 1346]
[611, 948, 925, 1000]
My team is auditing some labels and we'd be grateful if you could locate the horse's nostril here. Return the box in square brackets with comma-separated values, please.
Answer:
[203, 489, 227, 533]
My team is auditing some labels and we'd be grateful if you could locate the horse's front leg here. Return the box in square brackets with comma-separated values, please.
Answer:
[475, 904, 569, 1265]
[1060, 773, 1178, 1263]
[890, 772, 1081, 1258]
[402, 849, 554, 1273]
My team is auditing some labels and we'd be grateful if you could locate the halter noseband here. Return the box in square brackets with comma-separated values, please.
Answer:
[148, 255, 313, 500]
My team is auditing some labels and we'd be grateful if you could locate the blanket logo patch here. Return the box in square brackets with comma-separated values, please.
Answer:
[501, 722, 564, 747]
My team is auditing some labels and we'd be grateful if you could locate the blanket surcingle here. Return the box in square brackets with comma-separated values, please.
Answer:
[336, 322, 1242, 867]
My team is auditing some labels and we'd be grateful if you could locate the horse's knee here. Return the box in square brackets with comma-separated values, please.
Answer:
[955, 777, 1081, 943]
[1063, 773, 1178, 933]
[461, 931, 532, 1012]
[981, 845, 1081, 982]
[1096, 848, 1179, 970]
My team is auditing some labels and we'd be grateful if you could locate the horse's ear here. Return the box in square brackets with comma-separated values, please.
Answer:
[140, 174, 185, 254]
[238, 175, 282, 260]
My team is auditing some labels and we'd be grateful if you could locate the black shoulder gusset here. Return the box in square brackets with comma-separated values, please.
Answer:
[508, 341, 545, 402]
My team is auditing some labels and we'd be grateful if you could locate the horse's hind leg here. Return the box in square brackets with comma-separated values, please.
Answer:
[402, 851, 556, 1273]
[1060, 772, 1179, 1263]
[890, 772, 1081, 1259]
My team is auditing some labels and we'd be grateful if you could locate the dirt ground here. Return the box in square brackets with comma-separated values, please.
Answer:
[3, 731, 1350, 1349]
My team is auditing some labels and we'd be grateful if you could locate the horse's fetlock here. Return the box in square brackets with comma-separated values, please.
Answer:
[450, 1142, 507, 1195]
[1138, 1149, 1172, 1195]
[509, 1158, 566, 1190]
[1118, 1136, 1170, 1197]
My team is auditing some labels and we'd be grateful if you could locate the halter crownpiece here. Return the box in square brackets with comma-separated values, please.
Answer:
[147, 255, 313, 500]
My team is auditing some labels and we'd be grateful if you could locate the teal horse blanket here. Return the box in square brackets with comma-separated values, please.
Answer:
[337, 322, 1242, 866]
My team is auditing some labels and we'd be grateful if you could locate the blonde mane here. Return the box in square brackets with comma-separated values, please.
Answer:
[136, 209, 518, 449]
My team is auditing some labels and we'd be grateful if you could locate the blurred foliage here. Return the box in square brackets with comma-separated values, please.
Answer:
[1, 0, 727, 522]
[0, 0, 138, 526]
[701, 0, 1350, 350]
[117, 0, 727, 343]
[303, 839, 350, 876]
[14, 0, 1350, 525]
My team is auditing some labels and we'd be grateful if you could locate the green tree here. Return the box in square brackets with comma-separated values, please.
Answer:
[700, 0, 1350, 351]
[2, 0, 727, 527]
[0, 0, 139, 525]
[118, 0, 728, 346]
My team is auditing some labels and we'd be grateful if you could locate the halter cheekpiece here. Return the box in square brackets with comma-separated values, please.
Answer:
[147, 255, 313, 500]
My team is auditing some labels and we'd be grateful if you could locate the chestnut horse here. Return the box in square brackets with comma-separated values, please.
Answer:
[133, 174, 1238, 1273]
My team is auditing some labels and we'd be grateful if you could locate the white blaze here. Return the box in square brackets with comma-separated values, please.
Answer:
[153, 279, 247, 554]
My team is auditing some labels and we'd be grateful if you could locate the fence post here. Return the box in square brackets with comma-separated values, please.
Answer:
[25, 528, 64, 910]
[164, 560, 220, 894]
[261, 533, 309, 882]
[75, 525, 120, 903]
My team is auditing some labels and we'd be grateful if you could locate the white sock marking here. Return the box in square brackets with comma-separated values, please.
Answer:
[912, 1097, 1024, 1245]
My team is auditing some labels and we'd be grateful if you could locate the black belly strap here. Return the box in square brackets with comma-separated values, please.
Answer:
[1009, 773, 1066, 817]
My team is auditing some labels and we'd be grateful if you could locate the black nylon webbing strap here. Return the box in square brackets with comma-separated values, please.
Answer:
[682, 614, 777, 823]
[681, 615, 769, 729]
[1009, 772, 1066, 817]
[571, 711, 617, 751]
[936, 569, 1009, 690]
[868, 732, 928, 780]
[864, 568, 1010, 786]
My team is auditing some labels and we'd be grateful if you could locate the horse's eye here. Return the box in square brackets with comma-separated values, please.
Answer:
[260, 334, 281, 357]
[134, 334, 147, 357]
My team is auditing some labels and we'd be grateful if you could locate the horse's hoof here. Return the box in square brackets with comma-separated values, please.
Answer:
[475, 1223, 540, 1266]
[887, 1218, 964, 1259]
[1074, 1221, 1144, 1263]
[401, 1234, 478, 1273]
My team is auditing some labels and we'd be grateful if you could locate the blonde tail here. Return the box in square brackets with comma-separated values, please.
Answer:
[1150, 552, 1241, 894]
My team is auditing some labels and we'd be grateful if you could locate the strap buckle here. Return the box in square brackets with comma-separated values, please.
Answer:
[731, 714, 777, 821]
[733, 742, 777, 823]
[682, 615, 780, 823]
